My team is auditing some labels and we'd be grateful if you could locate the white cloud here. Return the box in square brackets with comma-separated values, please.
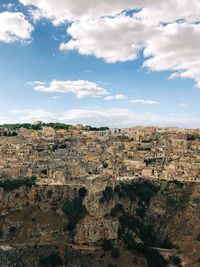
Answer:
[0, 12, 33, 43]
[0, 115, 11, 124]
[60, 15, 153, 63]
[20, 109, 55, 121]
[136, 0, 200, 25]
[30, 80, 109, 98]
[27, 81, 46, 86]
[19, 0, 158, 24]
[18, 0, 200, 87]
[143, 22, 200, 88]
[1, 108, 200, 128]
[61, 108, 200, 128]
[131, 99, 160, 105]
[9, 109, 56, 122]
[105, 94, 127, 101]
[19, 0, 200, 25]
[62, 17, 200, 87]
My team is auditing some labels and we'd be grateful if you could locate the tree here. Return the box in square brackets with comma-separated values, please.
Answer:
[78, 187, 87, 198]
[102, 240, 113, 251]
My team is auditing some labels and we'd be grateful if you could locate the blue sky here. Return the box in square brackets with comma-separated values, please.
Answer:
[0, 0, 200, 127]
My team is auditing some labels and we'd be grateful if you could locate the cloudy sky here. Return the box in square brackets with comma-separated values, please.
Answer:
[0, 0, 200, 128]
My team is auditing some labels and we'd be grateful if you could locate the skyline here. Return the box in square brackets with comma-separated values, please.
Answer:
[0, 0, 200, 128]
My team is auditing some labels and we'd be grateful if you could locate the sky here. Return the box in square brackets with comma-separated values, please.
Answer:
[0, 0, 200, 128]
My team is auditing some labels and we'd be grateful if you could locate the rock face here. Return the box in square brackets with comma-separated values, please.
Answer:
[74, 217, 119, 245]
[0, 179, 199, 267]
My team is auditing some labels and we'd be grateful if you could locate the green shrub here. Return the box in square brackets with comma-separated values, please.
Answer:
[117, 181, 159, 205]
[0, 176, 37, 191]
[123, 233, 137, 251]
[159, 236, 174, 249]
[9, 226, 16, 233]
[110, 204, 123, 217]
[42, 122, 71, 130]
[146, 248, 167, 267]
[196, 233, 200, 241]
[140, 224, 155, 247]
[138, 187, 155, 201]
[62, 197, 88, 230]
[144, 158, 157, 166]
[31, 124, 42, 130]
[102, 186, 114, 202]
[187, 135, 198, 141]
[0, 122, 72, 131]
[167, 196, 176, 207]
[78, 187, 87, 198]
[39, 252, 63, 266]
[169, 255, 181, 265]
[167, 191, 190, 211]
[118, 183, 136, 200]
[83, 125, 109, 131]
[136, 186, 157, 206]
[119, 214, 138, 232]
[0, 228, 3, 239]
[0, 123, 32, 130]
[111, 248, 120, 259]
[102, 240, 113, 251]
[136, 207, 146, 218]
[119, 212, 158, 248]
[99, 196, 106, 204]
[122, 232, 164, 266]
[192, 198, 200, 204]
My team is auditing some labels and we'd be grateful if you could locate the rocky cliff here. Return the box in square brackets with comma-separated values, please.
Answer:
[0, 178, 199, 267]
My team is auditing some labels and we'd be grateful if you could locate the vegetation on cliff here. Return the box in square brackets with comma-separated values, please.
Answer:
[100, 181, 160, 207]
[39, 252, 63, 267]
[62, 187, 88, 231]
[99, 180, 187, 267]
[0, 122, 109, 131]
[0, 176, 37, 191]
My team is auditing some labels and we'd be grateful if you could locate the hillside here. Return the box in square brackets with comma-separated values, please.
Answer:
[0, 125, 199, 267]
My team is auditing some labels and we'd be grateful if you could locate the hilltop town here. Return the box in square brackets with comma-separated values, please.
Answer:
[0, 122, 200, 184]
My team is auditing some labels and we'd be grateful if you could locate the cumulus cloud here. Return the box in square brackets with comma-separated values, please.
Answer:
[60, 108, 200, 128]
[18, 0, 200, 87]
[8, 109, 56, 122]
[0, 12, 33, 43]
[136, 0, 200, 25]
[19, 0, 200, 25]
[30, 80, 109, 98]
[19, 0, 159, 24]
[105, 94, 127, 101]
[0, 115, 11, 124]
[61, 17, 200, 87]
[60, 15, 154, 63]
[63, 19, 200, 87]
[2, 108, 200, 128]
[143, 23, 200, 88]
[60, 108, 200, 127]
[20, 109, 55, 121]
[131, 99, 160, 105]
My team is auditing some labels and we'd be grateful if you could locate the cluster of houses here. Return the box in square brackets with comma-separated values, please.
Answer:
[0, 124, 199, 184]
